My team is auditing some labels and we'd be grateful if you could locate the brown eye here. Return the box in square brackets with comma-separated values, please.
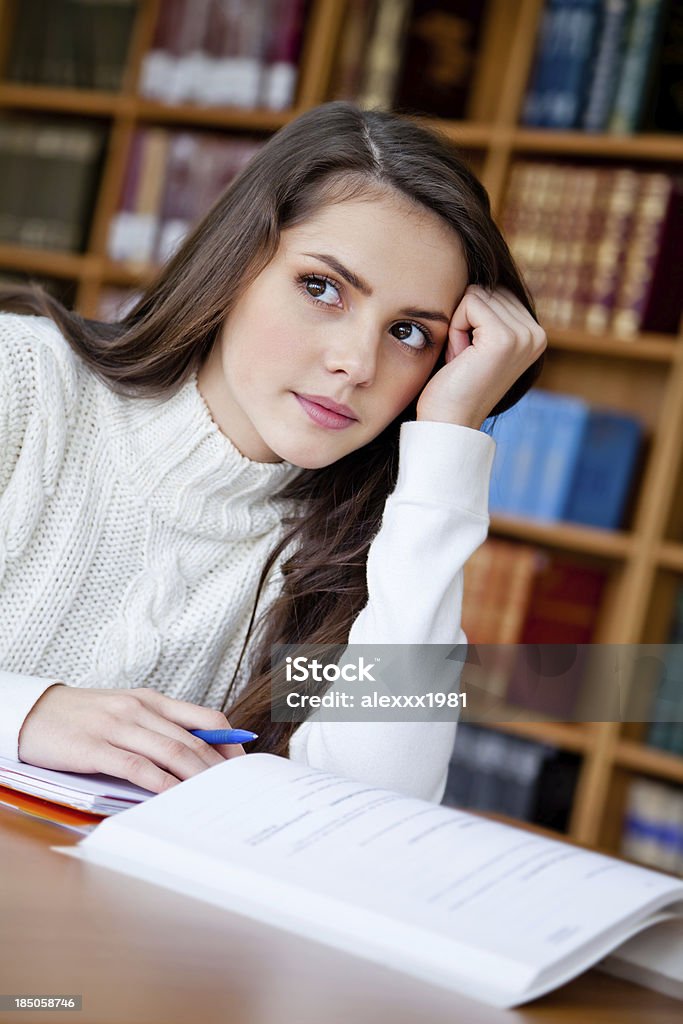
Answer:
[306, 278, 326, 297]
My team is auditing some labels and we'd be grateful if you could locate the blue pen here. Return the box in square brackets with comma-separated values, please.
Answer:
[190, 728, 258, 744]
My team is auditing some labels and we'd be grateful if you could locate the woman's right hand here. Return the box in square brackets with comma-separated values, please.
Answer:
[18, 684, 246, 793]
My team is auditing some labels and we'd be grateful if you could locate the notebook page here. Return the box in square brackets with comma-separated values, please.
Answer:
[72, 753, 683, 977]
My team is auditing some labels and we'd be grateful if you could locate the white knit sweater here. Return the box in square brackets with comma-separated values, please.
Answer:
[0, 313, 495, 801]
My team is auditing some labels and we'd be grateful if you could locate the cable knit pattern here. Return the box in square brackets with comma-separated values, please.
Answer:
[0, 313, 301, 704]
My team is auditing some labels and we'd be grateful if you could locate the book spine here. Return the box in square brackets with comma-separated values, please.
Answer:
[130, 128, 169, 264]
[640, 0, 683, 132]
[532, 391, 589, 521]
[260, 0, 307, 110]
[583, 168, 641, 334]
[139, 0, 188, 100]
[562, 409, 643, 528]
[107, 129, 145, 262]
[542, 0, 603, 129]
[357, 0, 411, 109]
[519, 555, 608, 643]
[608, 0, 668, 132]
[327, 0, 376, 101]
[610, 173, 681, 338]
[581, 0, 634, 131]
[521, 0, 557, 126]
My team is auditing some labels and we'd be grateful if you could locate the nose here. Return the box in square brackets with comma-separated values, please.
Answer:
[322, 322, 379, 387]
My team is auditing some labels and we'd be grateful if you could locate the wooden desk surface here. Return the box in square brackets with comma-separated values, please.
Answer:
[0, 807, 679, 1024]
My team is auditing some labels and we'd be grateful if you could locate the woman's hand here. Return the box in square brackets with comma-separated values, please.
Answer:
[18, 684, 245, 794]
[417, 285, 547, 430]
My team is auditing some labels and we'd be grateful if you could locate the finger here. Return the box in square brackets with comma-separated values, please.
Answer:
[481, 287, 540, 332]
[449, 288, 511, 337]
[133, 688, 234, 732]
[127, 704, 227, 769]
[107, 722, 224, 782]
[214, 742, 246, 760]
[98, 742, 182, 794]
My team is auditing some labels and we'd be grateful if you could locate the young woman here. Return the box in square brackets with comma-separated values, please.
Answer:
[0, 101, 546, 803]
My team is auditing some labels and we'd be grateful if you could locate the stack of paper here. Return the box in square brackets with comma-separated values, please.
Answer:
[0, 755, 152, 815]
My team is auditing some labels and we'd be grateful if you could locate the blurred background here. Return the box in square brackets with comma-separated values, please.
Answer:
[0, 0, 681, 872]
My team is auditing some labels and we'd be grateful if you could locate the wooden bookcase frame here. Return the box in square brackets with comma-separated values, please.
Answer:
[0, 0, 681, 859]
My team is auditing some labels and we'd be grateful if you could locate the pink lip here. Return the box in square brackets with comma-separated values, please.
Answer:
[295, 393, 358, 430]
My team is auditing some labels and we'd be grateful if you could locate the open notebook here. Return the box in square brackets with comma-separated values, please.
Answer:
[54, 752, 683, 1009]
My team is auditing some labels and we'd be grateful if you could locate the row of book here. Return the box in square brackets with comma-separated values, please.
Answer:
[485, 388, 643, 529]
[501, 162, 683, 338]
[522, 0, 682, 134]
[442, 724, 581, 833]
[462, 540, 608, 642]
[645, 583, 683, 755]
[140, 0, 308, 110]
[107, 128, 262, 265]
[4, 0, 138, 92]
[622, 776, 683, 875]
[0, 117, 105, 252]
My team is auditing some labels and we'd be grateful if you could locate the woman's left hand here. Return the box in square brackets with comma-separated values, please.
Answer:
[416, 285, 547, 430]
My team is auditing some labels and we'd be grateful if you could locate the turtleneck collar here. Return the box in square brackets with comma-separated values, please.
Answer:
[100, 370, 303, 541]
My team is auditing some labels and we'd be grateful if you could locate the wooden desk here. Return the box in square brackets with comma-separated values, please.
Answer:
[0, 807, 679, 1024]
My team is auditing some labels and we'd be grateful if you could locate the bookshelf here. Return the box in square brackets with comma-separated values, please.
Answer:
[0, 0, 681, 864]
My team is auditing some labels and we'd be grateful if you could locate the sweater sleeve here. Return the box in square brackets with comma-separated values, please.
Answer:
[0, 313, 79, 761]
[0, 672, 64, 759]
[287, 419, 496, 803]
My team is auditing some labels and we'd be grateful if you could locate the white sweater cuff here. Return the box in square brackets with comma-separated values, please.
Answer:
[0, 671, 63, 760]
[395, 420, 496, 514]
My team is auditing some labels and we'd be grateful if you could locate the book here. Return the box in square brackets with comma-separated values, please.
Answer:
[462, 539, 542, 644]
[55, 752, 683, 1007]
[610, 173, 683, 338]
[356, 0, 412, 110]
[640, 0, 683, 132]
[0, 118, 105, 252]
[609, 0, 668, 133]
[391, 0, 488, 119]
[5, 0, 137, 92]
[0, 754, 149, 815]
[581, 0, 634, 132]
[562, 407, 643, 529]
[522, 0, 602, 129]
[519, 553, 608, 643]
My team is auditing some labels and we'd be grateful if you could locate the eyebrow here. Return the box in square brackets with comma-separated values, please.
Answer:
[301, 251, 452, 326]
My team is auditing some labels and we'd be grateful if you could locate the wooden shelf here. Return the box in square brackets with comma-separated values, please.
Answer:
[657, 542, 683, 573]
[0, 243, 98, 279]
[485, 719, 591, 753]
[511, 127, 683, 162]
[547, 327, 680, 363]
[616, 740, 683, 786]
[489, 514, 634, 559]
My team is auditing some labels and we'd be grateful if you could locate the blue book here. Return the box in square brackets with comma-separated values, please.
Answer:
[581, 0, 634, 131]
[562, 409, 643, 529]
[609, 0, 668, 133]
[488, 398, 531, 515]
[543, 0, 603, 128]
[488, 392, 547, 517]
[523, 0, 602, 128]
[528, 391, 589, 520]
[522, 0, 557, 125]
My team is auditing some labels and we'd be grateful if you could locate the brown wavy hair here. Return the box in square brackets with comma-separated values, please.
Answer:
[1, 101, 544, 756]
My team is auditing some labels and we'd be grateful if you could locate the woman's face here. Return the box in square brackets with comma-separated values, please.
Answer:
[197, 190, 469, 467]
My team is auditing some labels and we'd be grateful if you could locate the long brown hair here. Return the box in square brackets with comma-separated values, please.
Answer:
[1, 101, 543, 755]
